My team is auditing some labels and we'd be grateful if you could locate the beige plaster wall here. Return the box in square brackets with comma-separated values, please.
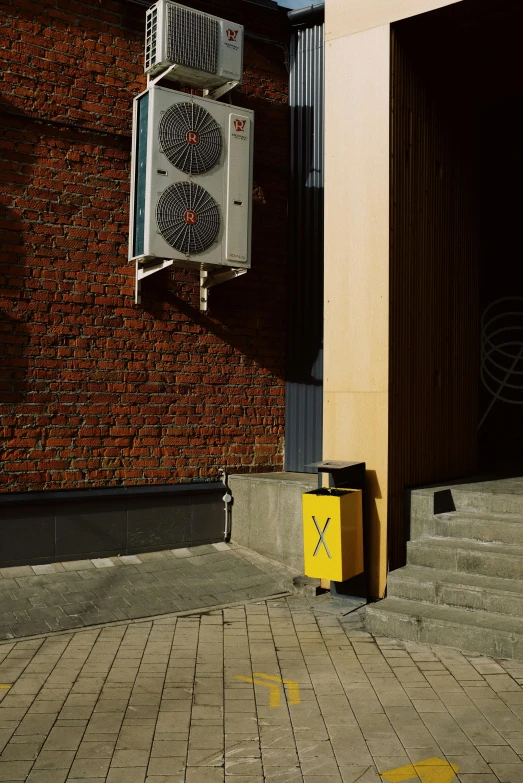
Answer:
[324, 24, 390, 598]
[323, 0, 462, 597]
[326, 0, 462, 40]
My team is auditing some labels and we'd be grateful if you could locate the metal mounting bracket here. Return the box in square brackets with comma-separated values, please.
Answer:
[135, 257, 174, 304]
[199, 266, 247, 312]
[202, 81, 240, 101]
[146, 70, 238, 102]
[147, 64, 179, 87]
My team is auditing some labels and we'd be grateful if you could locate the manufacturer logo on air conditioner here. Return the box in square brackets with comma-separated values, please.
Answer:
[184, 210, 197, 225]
[233, 119, 246, 133]
[226, 28, 239, 42]
[186, 131, 200, 145]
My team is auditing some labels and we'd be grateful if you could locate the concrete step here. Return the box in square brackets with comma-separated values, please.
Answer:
[432, 511, 523, 545]
[407, 536, 523, 580]
[388, 564, 523, 617]
[371, 478, 523, 661]
[453, 480, 523, 515]
[366, 596, 523, 659]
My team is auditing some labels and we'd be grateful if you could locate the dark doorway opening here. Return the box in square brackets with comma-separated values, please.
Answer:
[478, 100, 523, 473]
[389, 0, 523, 568]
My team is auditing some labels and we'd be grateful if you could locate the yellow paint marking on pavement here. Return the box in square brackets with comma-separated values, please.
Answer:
[253, 672, 301, 705]
[381, 757, 459, 783]
[234, 673, 301, 708]
[235, 675, 281, 707]
[0, 685, 11, 690]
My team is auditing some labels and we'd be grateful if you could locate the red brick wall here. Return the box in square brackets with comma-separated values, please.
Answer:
[0, 0, 289, 491]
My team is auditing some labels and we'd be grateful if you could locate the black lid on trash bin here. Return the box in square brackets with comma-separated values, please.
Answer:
[308, 488, 353, 497]
[306, 461, 365, 490]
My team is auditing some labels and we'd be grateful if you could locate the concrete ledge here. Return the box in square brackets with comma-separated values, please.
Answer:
[229, 472, 317, 572]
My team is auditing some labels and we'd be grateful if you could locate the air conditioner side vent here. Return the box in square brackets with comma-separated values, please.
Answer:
[145, 6, 158, 71]
[166, 5, 219, 75]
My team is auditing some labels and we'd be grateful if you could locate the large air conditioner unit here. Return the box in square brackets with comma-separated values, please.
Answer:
[129, 86, 254, 304]
[145, 0, 244, 92]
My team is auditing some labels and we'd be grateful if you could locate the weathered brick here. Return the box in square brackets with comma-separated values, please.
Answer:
[0, 0, 289, 493]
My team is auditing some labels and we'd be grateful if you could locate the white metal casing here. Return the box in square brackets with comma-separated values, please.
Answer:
[129, 86, 254, 272]
[145, 0, 244, 90]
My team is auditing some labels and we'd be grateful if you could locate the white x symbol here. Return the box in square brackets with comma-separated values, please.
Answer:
[312, 517, 332, 558]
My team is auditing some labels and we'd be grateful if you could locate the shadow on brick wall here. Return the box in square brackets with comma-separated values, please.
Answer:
[0, 298, 31, 405]
[140, 93, 290, 383]
[0, 132, 31, 407]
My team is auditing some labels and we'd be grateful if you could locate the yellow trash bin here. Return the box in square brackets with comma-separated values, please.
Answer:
[302, 488, 364, 582]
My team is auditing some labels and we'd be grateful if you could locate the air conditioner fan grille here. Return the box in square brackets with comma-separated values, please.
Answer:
[159, 102, 222, 175]
[156, 181, 220, 255]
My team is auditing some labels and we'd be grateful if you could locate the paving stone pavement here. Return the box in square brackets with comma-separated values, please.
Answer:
[0, 544, 296, 641]
[2, 594, 523, 783]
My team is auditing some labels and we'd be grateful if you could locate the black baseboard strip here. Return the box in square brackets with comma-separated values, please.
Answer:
[0, 482, 226, 568]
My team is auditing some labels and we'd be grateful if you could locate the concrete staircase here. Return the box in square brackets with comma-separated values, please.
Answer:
[366, 478, 523, 660]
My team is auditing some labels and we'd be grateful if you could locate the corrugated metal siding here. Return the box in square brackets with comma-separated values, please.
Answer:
[285, 20, 324, 473]
[388, 26, 479, 570]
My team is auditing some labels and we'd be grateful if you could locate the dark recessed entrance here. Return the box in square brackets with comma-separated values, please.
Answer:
[389, 0, 523, 569]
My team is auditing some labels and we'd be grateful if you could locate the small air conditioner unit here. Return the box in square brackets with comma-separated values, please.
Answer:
[129, 86, 254, 301]
[145, 0, 244, 91]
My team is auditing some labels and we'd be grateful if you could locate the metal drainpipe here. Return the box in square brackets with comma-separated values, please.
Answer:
[220, 469, 232, 541]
